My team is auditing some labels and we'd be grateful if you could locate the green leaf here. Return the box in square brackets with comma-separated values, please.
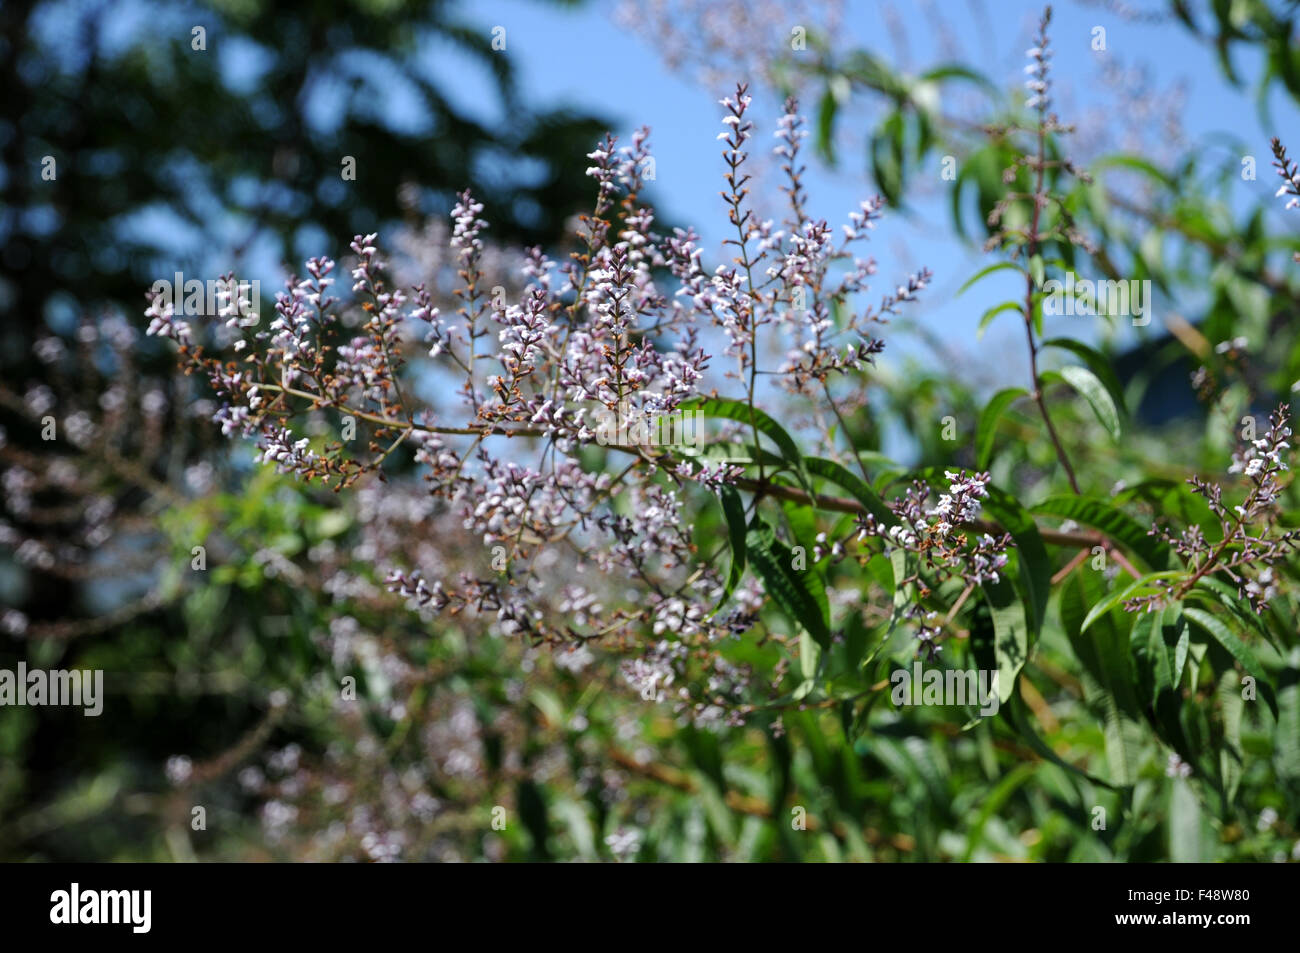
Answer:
[1183, 607, 1277, 719]
[835, 609, 872, 680]
[1059, 364, 1121, 440]
[977, 300, 1022, 339]
[975, 576, 1029, 702]
[1041, 337, 1128, 418]
[1029, 253, 1045, 289]
[1169, 777, 1205, 862]
[553, 799, 596, 860]
[779, 489, 818, 550]
[1174, 620, 1191, 687]
[713, 485, 747, 610]
[975, 388, 1028, 469]
[816, 89, 838, 165]
[692, 441, 786, 470]
[799, 629, 822, 684]
[1186, 577, 1278, 648]
[1079, 571, 1182, 632]
[1032, 495, 1173, 570]
[1131, 608, 1198, 769]
[681, 396, 811, 494]
[1276, 652, 1300, 781]
[745, 517, 831, 651]
[982, 485, 1049, 636]
[680, 397, 800, 464]
[1092, 153, 1175, 189]
[516, 780, 551, 860]
[804, 455, 896, 526]
[960, 763, 1035, 861]
[1001, 694, 1116, 789]
[1132, 606, 1178, 697]
[870, 110, 906, 207]
[1217, 669, 1245, 805]
[842, 49, 908, 96]
[918, 64, 998, 94]
[1059, 566, 1144, 786]
[886, 547, 912, 637]
[957, 261, 1023, 296]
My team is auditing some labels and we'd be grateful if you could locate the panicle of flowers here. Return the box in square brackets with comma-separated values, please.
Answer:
[619, 639, 683, 703]
[257, 424, 321, 477]
[144, 292, 190, 344]
[1271, 137, 1300, 262]
[928, 469, 994, 536]
[148, 88, 934, 722]
[763, 97, 925, 392]
[210, 273, 262, 357]
[1139, 163, 1300, 615]
[583, 134, 622, 222]
[1135, 404, 1298, 614]
[488, 287, 558, 418]
[712, 83, 766, 376]
[986, 7, 1093, 257]
[1023, 9, 1054, 112]
[835, 470, 1013, 655]
[449, 193, 487, 263]
[1271, 137, 1300, 211]
[775, 99, 809, 227]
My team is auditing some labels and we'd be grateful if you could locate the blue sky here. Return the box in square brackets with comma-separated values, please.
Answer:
[417, 0, 1300, 380]
[81, 0, 1299, 391]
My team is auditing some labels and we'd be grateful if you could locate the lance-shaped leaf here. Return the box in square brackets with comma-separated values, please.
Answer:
[1216, 669, 1246, 805]
[1184, 606, 1278, 719]
[1000, 694, 1116, 790]
[1059, 364, 1122, 441]
[975, 387, 1028, 469]
[971, 575, 1029, 703]
[1131, 609, 1210, 780]
[1079, 570, 1182, 632]
[977, 387, 1029, 468]
[1059, 566, 1144, 786]
[712, 484, 747, 610]
[681, 396, 812, 494]
[745, 516, 830, 651]
[804, 455, 896, 526]
[1276, 653, 1300, 782]
[1033, 495, 1173, 570]
[982, 485, 1049, 636]
[957, 260, 1023, 295]
[1041, 338, 1127, 417]
[978, 301, 1022, 339]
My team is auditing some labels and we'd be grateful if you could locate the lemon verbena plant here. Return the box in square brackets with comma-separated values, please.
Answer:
[148, 23, 1300, 848]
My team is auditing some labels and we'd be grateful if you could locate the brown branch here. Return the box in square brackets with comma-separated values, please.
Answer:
[253, 384, 1143, 555]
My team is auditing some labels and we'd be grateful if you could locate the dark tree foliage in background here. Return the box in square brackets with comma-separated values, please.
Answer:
[0, 0, 605, 370]
[0, 0, 607, 861]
